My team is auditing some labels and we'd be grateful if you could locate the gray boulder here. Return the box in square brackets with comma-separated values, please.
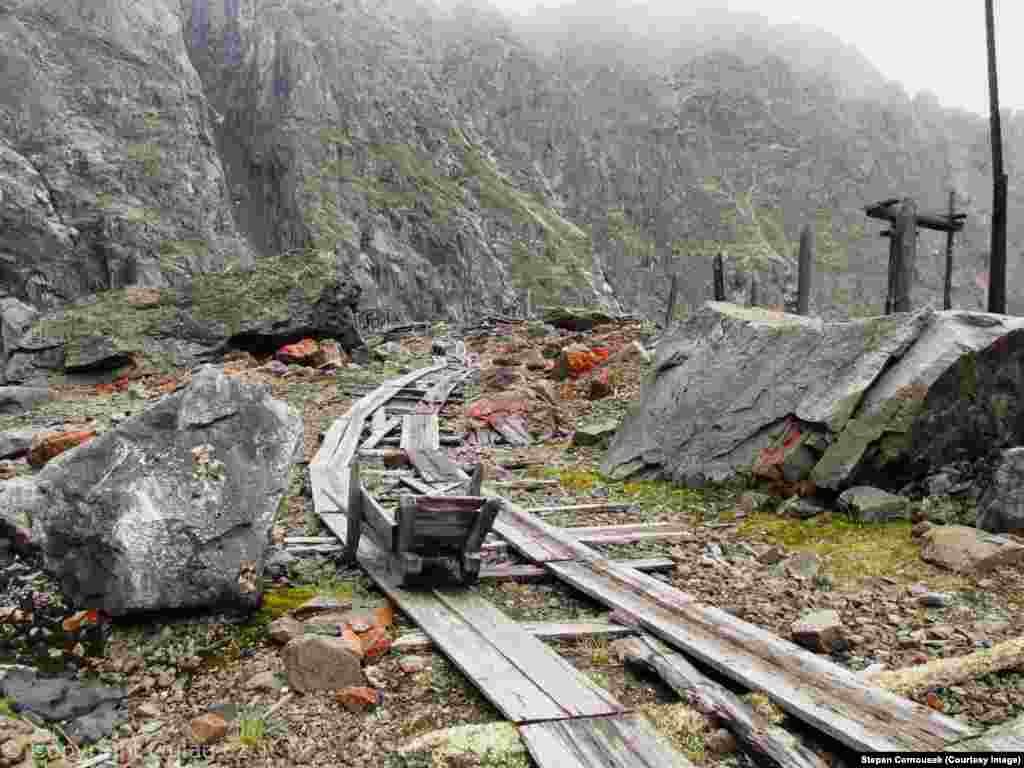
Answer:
[33, 366, 303, 616]
[0, 428, 43, 459]
[0, 386, 52, 415]
[977, 447, 1024, 535]
[603, 303, 1024, 492]
[0, 478, 43, 550]
[0, 298, 38, 384]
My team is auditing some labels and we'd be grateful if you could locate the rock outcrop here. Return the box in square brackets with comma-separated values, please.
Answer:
[603, 302, 1024, 492]
[24, 366, 302, 616]
[976, 447, 1024, 535]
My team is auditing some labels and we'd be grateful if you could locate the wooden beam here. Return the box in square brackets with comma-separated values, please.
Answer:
[481, 558, 675, 582]
[401, 414, 440, 452]
[361, 416, 401, 450]
[520, 715, 695, 768]
[525, 503, 635, 516]
[865, 201, 965, 233]
[615, 636, 828, 768]
[392, 621, 643, 652]
[893, 199, 917, 313]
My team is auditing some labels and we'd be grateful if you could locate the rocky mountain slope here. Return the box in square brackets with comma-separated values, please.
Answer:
[1, 0, 1021, 336]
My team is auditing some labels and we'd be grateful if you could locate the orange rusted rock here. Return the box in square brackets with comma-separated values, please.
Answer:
[28, 430, 96, 468]
[275, 338, 320, 365]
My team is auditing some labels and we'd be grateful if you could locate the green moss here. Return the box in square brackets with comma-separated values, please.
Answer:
[259, 586, 318, 619]
[992, 394, 1011, 421]
[126, 143, 162, 177]
[958, 352, 978, 401]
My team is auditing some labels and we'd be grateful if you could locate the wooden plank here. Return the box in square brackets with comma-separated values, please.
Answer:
[285, 544, 344, 554]
[393, 621, 641, 653]
[492, 479, 559, 489]
[361, 416, 401, 450]
[432, 588, 623, 718]
[526, 503, 634, 516]
[616, 636, 828, 768]
[520, 714, 695, 768]
[481, 558, 675, 581]
[360, 489, 396, 551]
[491, 500, 596, 563]
[311, 416, 351, 466]
[548, 560, 977, 752]
[407, 448, 469, 484]
[399, 475, 436, 495]
[565, 522, 693, 545]
[422, 369, 471, 405]
[284, 537, 337, 545]
[401, 414, 440, 451]
[371, 407, 388, 433]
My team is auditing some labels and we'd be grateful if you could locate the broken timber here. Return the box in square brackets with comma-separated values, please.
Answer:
[393, 620, 642, 653]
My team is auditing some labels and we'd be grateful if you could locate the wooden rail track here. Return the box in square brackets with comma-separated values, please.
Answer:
[308, 360, 1000, 765]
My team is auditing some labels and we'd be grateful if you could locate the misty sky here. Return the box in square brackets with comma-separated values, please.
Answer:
[492, 0, 1023, 117]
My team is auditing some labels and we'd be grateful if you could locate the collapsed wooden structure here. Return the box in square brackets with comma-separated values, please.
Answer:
[310, 359, 1017, 766]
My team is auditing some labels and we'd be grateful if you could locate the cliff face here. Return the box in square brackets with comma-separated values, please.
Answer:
[1, 0, 1021, 329]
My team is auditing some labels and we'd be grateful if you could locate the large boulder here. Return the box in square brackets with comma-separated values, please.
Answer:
[5, 260, 369, 382]
[32, 366, 303, 615]
[976, 447, 1024, 534]
[0, 298, 38, 384]
[0, 386, 52, 415]
[603, 302, 1024, 492]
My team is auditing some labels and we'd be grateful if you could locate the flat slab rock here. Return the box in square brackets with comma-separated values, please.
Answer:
[603, 303, 1024, 492]
[919, 524, 1024, 574]
[837, 486, 908, 522]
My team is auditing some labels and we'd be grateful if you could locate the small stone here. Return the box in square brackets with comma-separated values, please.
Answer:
[919, 592, 952, 608]
[156, 670, 176, 688]
[282, 636, 365, 693]
[137, 702, 162, 719]
[359, 626, 392, 660]
[398, 656, 430, 674]
[791, 609, 845, 653]
[1, 735, 27, 762]
[190, 713, 228, 745]
[269, 617, 304, 645]
[705, 727, 737, 755]
[757, 546, 786, 565]
[245, 671, 284, 692]
[334, 686, 380, 713]
[912, 521, 934, 539]
[838, 486, 909, 522]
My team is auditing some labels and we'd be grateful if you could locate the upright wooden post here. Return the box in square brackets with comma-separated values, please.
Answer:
[893, 199, 918, 313]
[884, 231, 896, 314]
[944, 190, 956, 310]
[343, 460, 363, 564]
[797, 223, 814, 315]
[986, 0, 1007, 314]
[713, 253, 725, 301]
[749, 273, 759, 307]
[525, 289, 532, 320]
[664, 273, 679, 327]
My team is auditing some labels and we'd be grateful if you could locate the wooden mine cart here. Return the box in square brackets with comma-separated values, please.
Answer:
[332, 461, 502, 586]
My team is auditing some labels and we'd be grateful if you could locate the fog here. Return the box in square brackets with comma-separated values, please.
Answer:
[485, 0, 1023, 117]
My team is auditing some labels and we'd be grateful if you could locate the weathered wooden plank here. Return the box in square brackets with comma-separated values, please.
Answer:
[284, 544, 345, 554]
[432, 588, 623, 718]
[311, 416, 351, 466]
[481, 558, 675, 581]
[310, 459, 349, 516]
[361, 416, 401, 449]
[526, 503, 634, 516]
[284, 536, 337, 545]
[616, 636, 828, 768]
[565, 522, 693, 545]
[371, 407, 388, 432]
[360, 489, 396, 550]
[407, 449, 469, 484]
[520, 714, 695, 768]
[491, 500, 596, 563]
[492, 478, 559, 489]
[357, 545, 613, 722]
[548, 560, 977, 752]
[401, 414, 440, 451]
[399, 474, 436, 495]
[422, 369, 471, 405]
[393, 621, 641, 653]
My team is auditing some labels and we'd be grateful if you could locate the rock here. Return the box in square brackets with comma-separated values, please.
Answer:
[0, 298, 39, 383]
[0, 478, 43, 549]
[281, 636, 365, 693]
[912, 521, 934, 539]
[778, 495, 828, 519]
[524, 351, 548, 371]
[276, 338, 320, 365]
[0, 429, 44, 460]
[263, 550, 297, 580]
[918, 592, 953, 608]
[27, 430, 96, 469]
[269, 617, 304, 645]
[920, 525, 1024, 574]
[395, 722, 530, 768]
[358, 626, 392, 660]
[398, 656, 430, 674]
[977, 446, 1024, 534]
[543, 307, 615, 332]
[603, 304, 1024, 491]
[782, 552, 821, 580]
[0, 667, 125, 727]
[791, 609, 845, 653]
[553, 342, 592, 381]
[63, 336, 135, 373]
[312, 340, 346, 368]
[136, 702, 162, 719]
[609, 340, 652, 366]
[245, 671, 286, 692]
[925, 473, 954, 496]
[334, 686, 380, 713]
[757, 546, 786, 565]
[572, 419, 618, 447]
[838, 486, 909, 522]
[587, 369, 613, 400]
[33, 366, 303, 615]
[738, 491, 773, 515]
[0, 387, 52, 415]
[705, 727, 738, 755]
[480, 366, 526, 392]
[190, 713, 229, 745]
[63, 699, 127, 745]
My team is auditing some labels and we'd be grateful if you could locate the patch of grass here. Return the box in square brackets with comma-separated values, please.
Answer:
[578, 636, 611, 666]
[641, 702, 710, 763]
[735, 511, 966, 589]
[585, 669, 611, 691]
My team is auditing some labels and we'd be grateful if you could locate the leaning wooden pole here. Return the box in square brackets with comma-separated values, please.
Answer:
[797, 223, 814, 315]
[893, 200, 917, 313]
[944, 189, 956, 310]
[664, 273, 679, 327]
[986, 0, 1007, 314]
[713, 253, 725, 301]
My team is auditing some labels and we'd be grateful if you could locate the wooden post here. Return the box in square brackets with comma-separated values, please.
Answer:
[893, 199, 917, 313]
[466, 463, 484, 496]
[944, 189, 956, 310]
[525, 289, 532, 320]
[713, 253, 725, 301]
[748, 272, 758, 307]
[884, 231, 896, 315]
[797, 223, 814, 315]
[664, 273, 679, 327]
[343, 460, 363, 564]
[986, 0, 1007, 314]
